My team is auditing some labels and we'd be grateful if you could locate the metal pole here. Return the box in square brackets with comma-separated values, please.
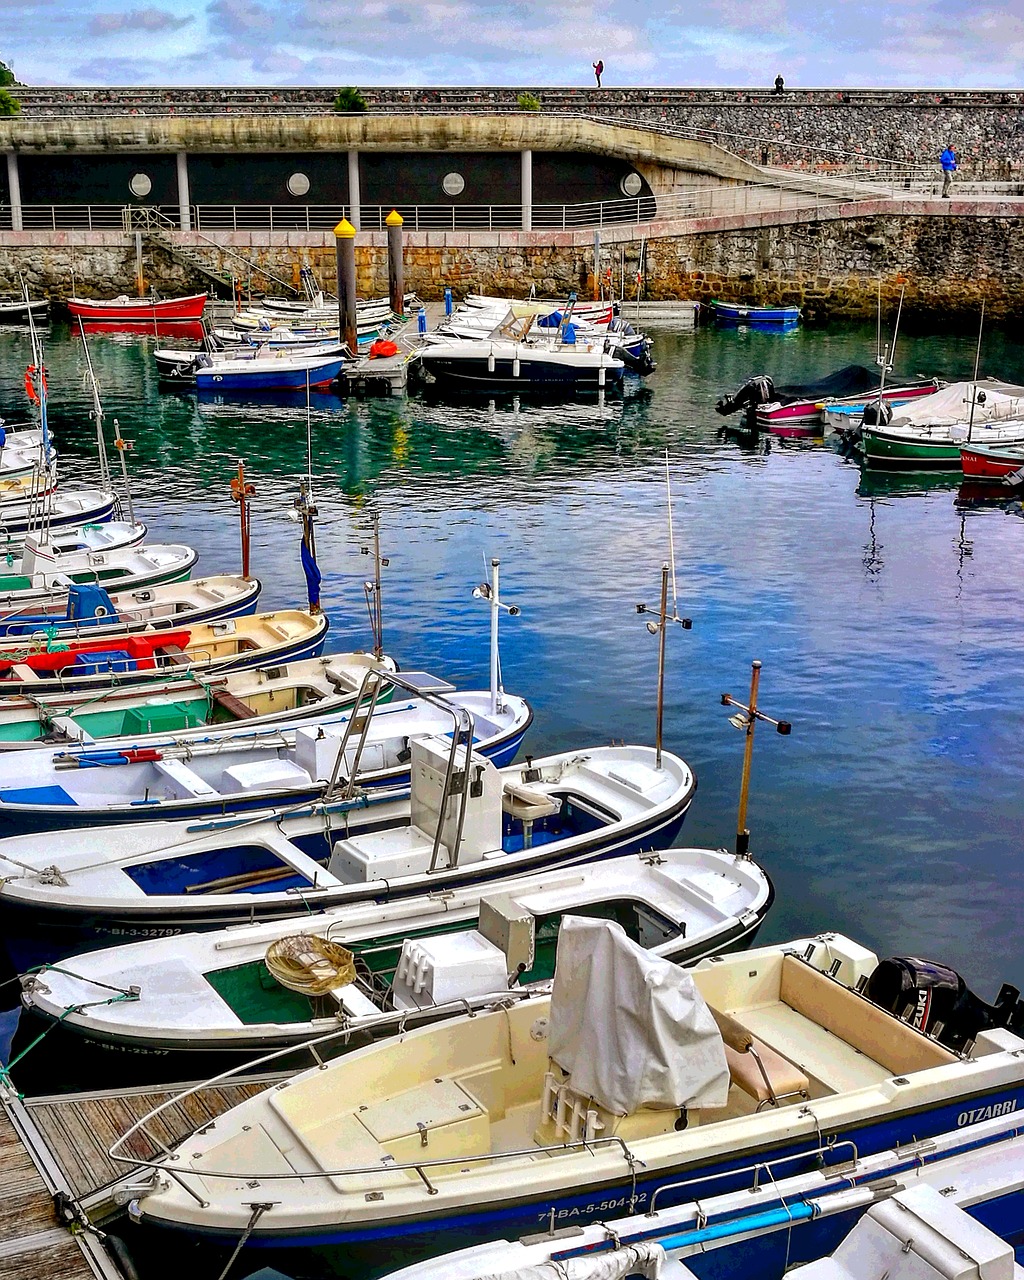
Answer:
[386, 209, 404, 317]
[967, 300, 985, 443]
[490, 558, 500, 718]
[230, 460, 254, 580]
[521, 149, 533, 232]
[6, 152, 22, 232]
[347, 150, 361, 231]
[655, 563, 669, 770]
[593, 230, 601, 301]
[736, 660, 762, 857]
[176, 152, 191, 231]
[372, 511, 384, 659]
[334, 217, 358, 357]
[134, 230, 144, 297]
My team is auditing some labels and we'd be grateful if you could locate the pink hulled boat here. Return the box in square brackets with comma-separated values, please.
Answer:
[760, 380, 941, 437]
[67, 293, 207, 323]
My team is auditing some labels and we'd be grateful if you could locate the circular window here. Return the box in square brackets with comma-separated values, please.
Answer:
[620, 172, 643, 198]
[287, 172, 311, 198]
[129, 172, 153, 199]
[442, 172, 465, 197]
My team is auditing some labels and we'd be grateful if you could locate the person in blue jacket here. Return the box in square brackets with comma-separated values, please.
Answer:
[940, 144, 958, 197]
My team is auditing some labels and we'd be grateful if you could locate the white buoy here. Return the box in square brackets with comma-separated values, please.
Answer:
[487, 348, 495, 373]
[598, 363, 606, 388]
[512, 355, 520, 378]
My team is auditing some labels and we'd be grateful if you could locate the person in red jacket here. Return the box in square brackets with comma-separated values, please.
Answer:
[592, 59, 604, 87]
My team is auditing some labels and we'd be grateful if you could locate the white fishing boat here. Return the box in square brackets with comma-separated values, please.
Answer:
[464, 294, 618, 325]
[0, 739, 696, 962]
[0, 519, 144, 563]
[0, 534, 197, 609]
[0, 682, 532, 831]
[154, 340, 346, 383]
[117, 924, 1024, 1255]
[194, 348, 347, 392]
[0, 573, 258, 641]
[21, 844, 770, 1057]
[0, 650, 389, 750]
[384, 1111, 1024, 1280]
[0, 296, 49, 325]
[0, 607, 329, 699]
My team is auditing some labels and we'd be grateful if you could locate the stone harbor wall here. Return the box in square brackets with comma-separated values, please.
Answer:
[2, 204, 1023, 320]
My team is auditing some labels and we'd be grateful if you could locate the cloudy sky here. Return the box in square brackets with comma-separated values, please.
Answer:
[1, 0, 1020, 87]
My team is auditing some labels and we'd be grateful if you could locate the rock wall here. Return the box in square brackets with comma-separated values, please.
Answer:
[2, 208, 1022, 320]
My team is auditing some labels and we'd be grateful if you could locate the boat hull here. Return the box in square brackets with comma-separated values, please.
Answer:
[959, 444, 1024, 482]
[419, 356, 624, 392]
[861, 430, 964, 470]
[194, 357, 345, 391]
[67, 294, 207, 322]
[710, 302, 800, 326]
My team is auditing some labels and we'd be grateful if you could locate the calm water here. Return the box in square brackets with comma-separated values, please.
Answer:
[1, 317, 1023, 1275]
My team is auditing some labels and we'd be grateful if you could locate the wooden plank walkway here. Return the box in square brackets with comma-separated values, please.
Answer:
[26, 1074, 286, 1209]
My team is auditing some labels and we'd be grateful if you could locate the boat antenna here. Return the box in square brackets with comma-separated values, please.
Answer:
[22, 276, 53, 471]
[229, 459, 255, 580]
[665, 450, 680, 616]
[294, 478, 321, 615]
[720, 660, 792, 857]
[305, 369, 314, 499]
[77, 318, 111, 490]
[889, 283, 906, 376]
[967, 300, 986, 444]
[635, 562, 692, 771]
[360, 511, 388, 659]
[472, 557, 521, 717]
[111, 419, 136, 528]
[876, 278, 882, 364]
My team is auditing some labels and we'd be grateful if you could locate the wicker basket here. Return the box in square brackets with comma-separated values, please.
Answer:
[265, 935, 356, 996]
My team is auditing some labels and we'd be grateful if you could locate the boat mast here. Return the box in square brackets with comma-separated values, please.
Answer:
[294, 479, 321, 616]
[361, 512, 388, 659]
[473, 558, 520, 717]
[111, 420, 136, 528]
[967, 301, 985, 444]
[720, 660, 792, 857]
[229, 459, 255, 579]
[77, 319, 112, 491]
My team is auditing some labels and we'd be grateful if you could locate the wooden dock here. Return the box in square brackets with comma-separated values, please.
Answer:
[0, 1071, 290, 1278]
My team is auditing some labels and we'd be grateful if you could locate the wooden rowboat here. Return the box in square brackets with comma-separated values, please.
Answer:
[67, 293, 207, 322]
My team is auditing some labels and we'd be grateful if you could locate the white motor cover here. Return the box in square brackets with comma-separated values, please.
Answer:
[478, 1241, 666, 1279]
[548, 916, 729, 1116]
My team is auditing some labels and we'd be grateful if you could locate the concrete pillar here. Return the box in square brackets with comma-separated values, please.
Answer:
[347, 150, 361, 231]
[386, 209, 404, 316]
[6, 151, 22, 232]
[176, 151, 191, 231]
[521, 149, 533, 232]
[334, 217, 358, 356]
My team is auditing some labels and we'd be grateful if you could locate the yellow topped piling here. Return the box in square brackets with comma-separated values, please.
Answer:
[385, 209, 404, 227]
[334, 218, 356, 238]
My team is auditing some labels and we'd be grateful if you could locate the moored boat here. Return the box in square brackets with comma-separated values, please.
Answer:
[710, 300, 800, 327]
[67, 293, 208, 322]
[0, 297, 49, 325]
[0, 535, 197, 609]
[415, 332, 624, 392]
[859, 381, 1024, 469]
[0, 739, 695, 955]
[767, 381, 940, 437]
[117, 925, 1024, 1255]
[0, 488, 117, 539]
[959, 440, 1024, 484]
[20, 845, 771, 1060]
[193, 350, 347, 391]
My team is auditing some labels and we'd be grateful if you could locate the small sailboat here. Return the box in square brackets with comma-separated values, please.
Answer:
[0, 737, 696, 958]
[67, 293, 208, 322]
[18, 839, 769, 1061]
[382, 1115, 1024, 1280]
[0, 608, 329, 697]
[0, 534, 198, 609]
[0, 574, 259, 640]
[0, 650, 389, 750]
[116, 925, 1024, 1255]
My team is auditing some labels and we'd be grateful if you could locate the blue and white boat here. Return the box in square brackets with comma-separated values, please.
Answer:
[383, 1104, 1024, 1280]
[710, 300, 801, 327]
[0, 740, 696, 956]
[194, 349, 347, 392]
[118, 927, 1024, 1261]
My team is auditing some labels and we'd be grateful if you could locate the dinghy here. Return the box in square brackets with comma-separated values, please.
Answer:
[118, 926, 1024, 1255]
[0, 684, 532, 831]
[0, 737, 695, 957]
[710, 300, 800, 327]
[0, 297, 49, 325]
[0, 488, 117, 539]
[0, 535, 197, 609]
[194, 349, 347, 392]
[383, 1113, 1024, 1280]
[0, 650, 389, 750]
[0, 434, 57, 480]
[0, 608, 329, 698]
[18, 841, 762, 1060]
[67, 293, 208, 322]
[0, 574, 259, 640]
[959, 440, 1024, 483]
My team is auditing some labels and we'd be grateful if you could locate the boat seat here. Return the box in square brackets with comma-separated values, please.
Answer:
[160, 644, 191, 667]
[153, 758, 219, 801]
[211, 690, 258, 720]
[709, 1005, 810, 1109]
[501, 782, 560, 821]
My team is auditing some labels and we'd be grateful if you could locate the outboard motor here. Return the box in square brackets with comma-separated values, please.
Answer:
[861, 398, 894, 427]
[865, 956, 1021, 1052]
[715, 374, 775, 417]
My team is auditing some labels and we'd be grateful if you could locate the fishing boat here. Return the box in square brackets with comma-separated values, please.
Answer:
[0, 738, 696, 957]
[439, 310, 655, 373]
[116, 924, 1024, 1255]
[0, 433, 56, 479]
[66, 293, 208, 322]
[20, 845, 771, 1060]
[959, 440, 1024, 484]
[0, 535, 197, 609]
[0, 650, 389, 750]
[0, 297, 49, 325]
[157, 342, 346, 385]
[193, 349, 347, 392]
[0, 488, 117, 539]
[710, 300, 800, 327]
[464, 294, 619, 325]
[0, 608, 329, 698]
[0, 574, 258, 640]
[383, 1111, 1024, 1280]
[0, 683, 532, 831]
[0, 519, 145, 563]
[859, 381, 1024, 469]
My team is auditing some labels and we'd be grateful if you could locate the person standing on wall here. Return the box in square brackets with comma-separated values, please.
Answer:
[593, 59, 604, 87]
[940, 143, 958, 197]
[773, 74, 785, 95]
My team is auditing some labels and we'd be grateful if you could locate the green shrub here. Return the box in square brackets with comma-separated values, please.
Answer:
[517, 92, 541, 111]
[0, 88, 20, 116]
[333, 87, 368, 113]
[0, 59, 15, 88]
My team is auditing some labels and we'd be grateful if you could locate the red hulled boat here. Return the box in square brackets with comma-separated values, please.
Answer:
[67, 294, 207, 323]
[959, 441, 1024, 484]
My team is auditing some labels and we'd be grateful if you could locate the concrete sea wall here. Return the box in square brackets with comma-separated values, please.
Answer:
[1, 201, 1022, 320]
